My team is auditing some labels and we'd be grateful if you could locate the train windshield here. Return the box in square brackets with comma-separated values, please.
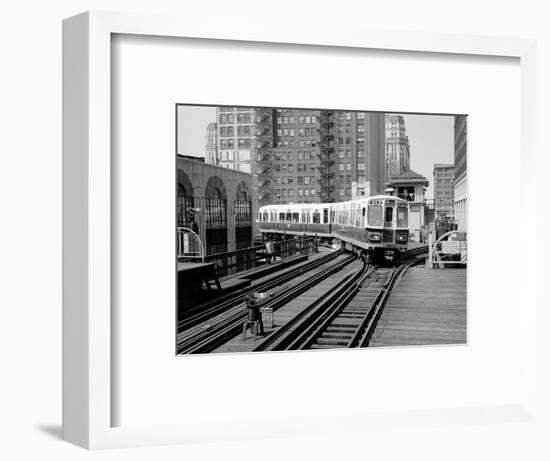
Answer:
[384, 205, 394, 228]
[397, 206, 409, 228]
[367, 204, 383, 227]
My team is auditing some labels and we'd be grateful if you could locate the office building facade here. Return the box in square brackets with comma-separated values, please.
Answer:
[268, 110, 386, 204]
[216, 107, 256, 173]
[453, 115, 468, 231]
[433, 163, 455, 219]
[209, 107, 386, 206]
[205, 122, 218, 165]
[385, 114, 411, 181]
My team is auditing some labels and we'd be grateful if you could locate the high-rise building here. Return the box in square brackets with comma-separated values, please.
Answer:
[212, 106, 387, 206]
[267, 110, 386, 204]
[216, 107, 256, 173]
[433, 163, 455, 219]
[205, 122, 218, 165]
[270, 109, 321, 204]
[453, 116, 468, 231]
[385, 114, 410, 181]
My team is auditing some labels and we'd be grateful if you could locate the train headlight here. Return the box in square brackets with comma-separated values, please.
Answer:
[397, 233, 408, 242]
[368, 232, 381, 241]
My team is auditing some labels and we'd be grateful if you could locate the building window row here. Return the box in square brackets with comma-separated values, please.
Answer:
[274, 164, 296, 174]
[219, 114, 235, 124]
[274, 188, 318, 198]
[236, 113, 252, 123]
[237, 138, 252, 148]
[220, 139, 253, 149]
[275, 163, 317, 173]
[275, 151, 317, 161]
[220, 151, 251, 161]
[276, 140, 316, 148]
[237, 125, 251, 136]
[297, 164, 316, 172]
[337, 150, 352, 159]
[219, 126, 234, 137]
[297, 176, 317, 185]
[337, 112, 353, 121]
[277, 128, 295, 137]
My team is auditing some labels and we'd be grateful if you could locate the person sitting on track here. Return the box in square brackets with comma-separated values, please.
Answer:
[244, 293, 264, 337]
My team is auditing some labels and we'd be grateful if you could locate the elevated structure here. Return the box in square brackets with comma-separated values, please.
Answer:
[177, 155, 255, 257]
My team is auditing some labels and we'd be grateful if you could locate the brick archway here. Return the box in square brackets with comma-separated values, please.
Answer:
[177, 169, 193, 197]
[204, 175, 227, 201]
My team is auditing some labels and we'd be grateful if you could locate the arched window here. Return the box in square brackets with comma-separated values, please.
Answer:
[177, 171, 194, 228]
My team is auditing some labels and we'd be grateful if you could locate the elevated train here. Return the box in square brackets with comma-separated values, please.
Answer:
[258, 195, 410, 263]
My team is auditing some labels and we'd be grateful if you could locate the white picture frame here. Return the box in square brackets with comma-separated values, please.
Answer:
[62, 10, 538, 449]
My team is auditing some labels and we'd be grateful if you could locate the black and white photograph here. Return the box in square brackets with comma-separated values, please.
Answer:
[176, 105, 468, 355]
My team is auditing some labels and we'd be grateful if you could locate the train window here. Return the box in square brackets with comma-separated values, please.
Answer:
[397, 206, 409, 228]
[367, 204, 383, 227]
[361, 207, 367, 227]
[323, 209, 329, 224]
[279, 212, 285, 222]
[292, 212, 299, 223]
[330, 209, 335, 223]
[384, 206, 394, 226]
[286, 212, 292, 222]
[312, 211, 321, 224]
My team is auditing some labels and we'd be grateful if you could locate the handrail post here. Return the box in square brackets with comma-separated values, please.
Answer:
[427, 233, 433, 269]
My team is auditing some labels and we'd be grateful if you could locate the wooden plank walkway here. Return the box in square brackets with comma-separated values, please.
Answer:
[370, 267, 467, 347]
[212, 259, 363, 354]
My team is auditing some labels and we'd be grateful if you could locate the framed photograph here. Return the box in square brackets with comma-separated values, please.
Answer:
[63, 11, 537, 449]
[175, 104, 467, 356]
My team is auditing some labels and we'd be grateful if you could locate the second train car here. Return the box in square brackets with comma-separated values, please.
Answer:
[257, 195, 410, 263]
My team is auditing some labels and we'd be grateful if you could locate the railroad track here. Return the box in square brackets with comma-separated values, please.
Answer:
[177, 253, 357, 354]
[179, 245, 428, 333]
[401, 245, 429, 259]
[253, 257, 424, 352]
[178, 250, 341, 332]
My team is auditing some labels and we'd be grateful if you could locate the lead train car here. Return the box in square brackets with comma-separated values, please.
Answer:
[257, 195, 410, 262]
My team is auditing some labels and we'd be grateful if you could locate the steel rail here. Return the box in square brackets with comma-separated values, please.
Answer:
[254, 256, 425, 351]
[177, 253, 356, 354]
[178, 250, 340, 332]
[356, 258, 421, 348]
[253, 264, 375, 352]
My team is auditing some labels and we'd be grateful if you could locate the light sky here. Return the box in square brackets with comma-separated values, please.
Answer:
[177, 105, 455, 199]
[177, 105, 216, 158]
[400, 113, 455, 199]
